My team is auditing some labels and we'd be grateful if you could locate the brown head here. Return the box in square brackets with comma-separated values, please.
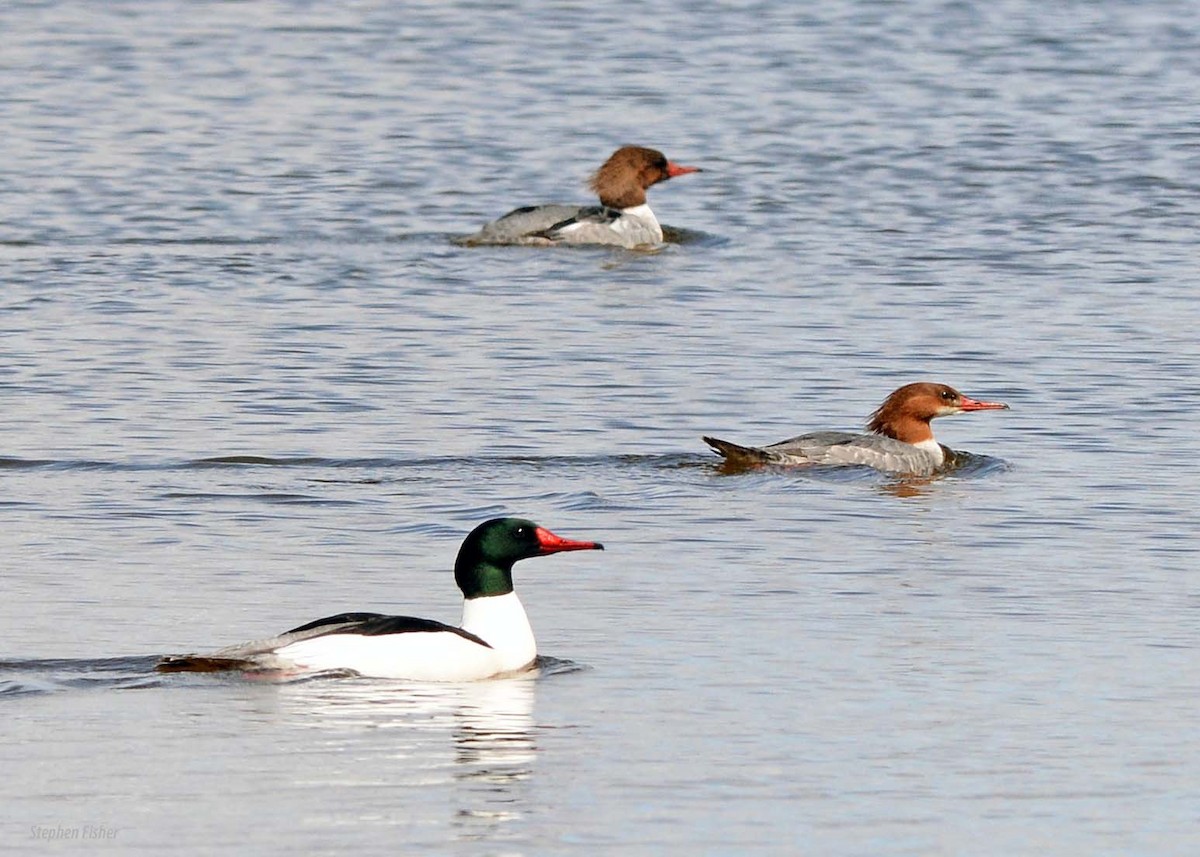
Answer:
[866, 382, 1009, 444]
[588, 146, 701, 209]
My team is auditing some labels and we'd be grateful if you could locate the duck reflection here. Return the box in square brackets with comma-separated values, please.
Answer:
[877, 477, 935, 499]
[264, 670, 539, 838]
[451, 676, 537, 773]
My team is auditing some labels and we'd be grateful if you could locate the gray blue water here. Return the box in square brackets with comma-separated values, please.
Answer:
[2, 1, 1198, 854]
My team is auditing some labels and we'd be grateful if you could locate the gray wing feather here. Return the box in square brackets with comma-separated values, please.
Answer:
[704, 431, 943, 476]
[766, 432, 940, 475]
[456, 204, 585, 245]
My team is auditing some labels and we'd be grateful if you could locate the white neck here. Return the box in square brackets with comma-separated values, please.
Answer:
[619, 202, 657, 223]
[912, 437, 945, 465]
[461, 592, 536, 670]
[613, 203, 663, 244]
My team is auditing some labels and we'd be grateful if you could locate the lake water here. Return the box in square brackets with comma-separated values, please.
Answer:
[2, 1, 1198, 854]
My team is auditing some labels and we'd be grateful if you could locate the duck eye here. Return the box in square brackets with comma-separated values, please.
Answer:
[940, 390, 955, 400]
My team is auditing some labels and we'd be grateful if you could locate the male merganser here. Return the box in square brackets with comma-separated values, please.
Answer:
[157, 518, 603, 681]
[703, 382, 1009, 477]
[457, 145, 701, 248]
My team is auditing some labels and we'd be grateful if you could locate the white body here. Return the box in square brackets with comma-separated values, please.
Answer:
[551, 203, 663, 247]
[242, 593, 537, 681]
[459, 203, 664, 248]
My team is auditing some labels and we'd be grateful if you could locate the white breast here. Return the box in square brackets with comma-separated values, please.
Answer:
[610, 203, 663, 245]
[553, 203, 664, 247]
[910, 438, 945, 467]
[461, 592, 536, 672]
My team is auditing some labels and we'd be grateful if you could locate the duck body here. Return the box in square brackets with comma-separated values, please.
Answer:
[704, 432, 950, 477]
[157, 519, 603, 681]
[458, 146, 699, 249]
[704, 382, 1009, 477]
[468, 203, 664, 248]
[206, 595, 535, 681]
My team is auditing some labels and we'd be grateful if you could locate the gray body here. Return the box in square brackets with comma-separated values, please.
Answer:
[704, 432, 951, 477]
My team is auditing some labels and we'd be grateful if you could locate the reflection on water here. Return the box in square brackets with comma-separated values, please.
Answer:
[266, 673, 539, 840]
[1, 655, 551, 845]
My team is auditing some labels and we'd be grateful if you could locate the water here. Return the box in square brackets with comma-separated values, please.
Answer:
[2, 0, 1198, 854]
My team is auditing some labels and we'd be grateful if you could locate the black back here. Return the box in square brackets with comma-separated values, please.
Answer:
[285, 612, 492, 648]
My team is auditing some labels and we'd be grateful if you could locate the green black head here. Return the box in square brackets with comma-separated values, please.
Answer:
[454, 517, 604, 599]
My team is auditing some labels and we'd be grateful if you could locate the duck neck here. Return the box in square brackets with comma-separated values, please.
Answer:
[619, 202, 657, 222]
[612, 203, 663, 243]
[597, 185, 647, 209]
[873, 414, 935, 446]
[461, 592, 535, 665]
[455, 558, 513, 599]
[910, 437, 945, 465]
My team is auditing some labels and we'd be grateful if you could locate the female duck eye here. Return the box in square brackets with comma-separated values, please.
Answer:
[941, 390, 955, 400]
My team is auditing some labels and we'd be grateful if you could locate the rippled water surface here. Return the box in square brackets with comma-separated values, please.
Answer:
[3, 1, 1199, 854]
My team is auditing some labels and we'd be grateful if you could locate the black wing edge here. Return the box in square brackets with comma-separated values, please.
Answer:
[495, 204, 540, 220]
[284, 612, 390, 635]
[289, 612, 493, 648]
[537, 205, 622, 238]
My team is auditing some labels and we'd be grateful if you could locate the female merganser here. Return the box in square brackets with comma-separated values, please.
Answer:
[457, 145, 701, 248]
[157, 518, 603, 681]
[703, 382, 1009, 477]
